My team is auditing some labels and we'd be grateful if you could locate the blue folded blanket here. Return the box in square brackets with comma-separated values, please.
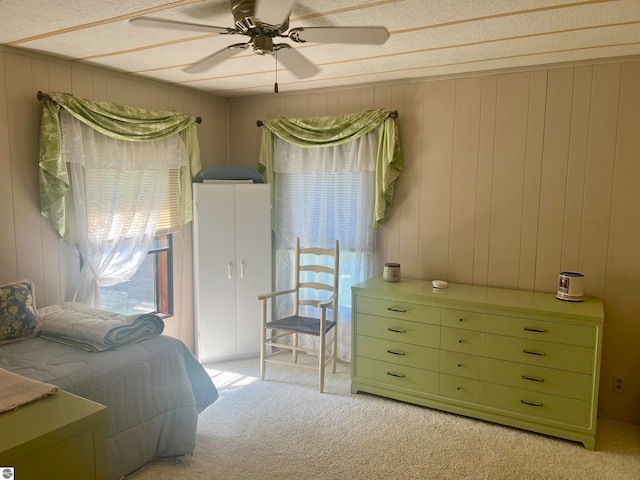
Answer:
[37, 302, 164, 352]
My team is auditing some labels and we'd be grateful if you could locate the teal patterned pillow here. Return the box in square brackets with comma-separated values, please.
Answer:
[0, 280, 41, 345]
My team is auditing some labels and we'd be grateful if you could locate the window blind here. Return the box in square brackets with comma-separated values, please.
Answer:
[156, 169, 181, 235]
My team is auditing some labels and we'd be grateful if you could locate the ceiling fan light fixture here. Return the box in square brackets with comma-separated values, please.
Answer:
[253, 34, 274, 55]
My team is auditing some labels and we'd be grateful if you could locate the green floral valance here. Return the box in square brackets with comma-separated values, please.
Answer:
[258, 109, 403, 229]
[38, 92, 201, 241]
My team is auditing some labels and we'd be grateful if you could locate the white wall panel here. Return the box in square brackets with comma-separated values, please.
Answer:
[0, 51, 18, 284]
[580, 64, 620, 299]
[488, 72, 529, 288]
[535, 68, 574, 293]
[518, 70, 546, 292]
[419, 80, 454, 281]
[396, 83, 424, 281]
[6, 53, 45, 306]
[472, 75, 498, 286]
[600, 61, 640, 420]
[561, 66, 592, 275]
[449, 77, 482, 285]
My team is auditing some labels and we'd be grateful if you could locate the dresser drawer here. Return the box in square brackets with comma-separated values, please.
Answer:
[439, 350, 481, 379]
[355, 356, 439, 394]
[482, 334, 593, 374]
[356, 296, 440, 325]
[483, 314, 595, 347]
[481, 382, 591, 427]
[441, 309, 483, 331]
[440, 374, 480, 402]
[356, 335, 439, 371]
[356, 313, 440, 348]
[441, 327, 482, 356]
[481, 358, 592, 401]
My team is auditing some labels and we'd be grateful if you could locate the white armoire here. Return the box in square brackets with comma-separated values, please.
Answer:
[192, 182, 272, 363]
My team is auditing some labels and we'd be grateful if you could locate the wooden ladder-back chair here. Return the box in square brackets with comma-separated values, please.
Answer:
[257, 237, 339, 392]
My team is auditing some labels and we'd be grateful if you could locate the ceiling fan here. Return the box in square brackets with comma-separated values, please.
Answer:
[130, 0, 390, 79]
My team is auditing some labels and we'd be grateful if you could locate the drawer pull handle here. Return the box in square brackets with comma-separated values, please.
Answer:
[388, 328, 406, 334]
[522, 375, 545, 383]
[387, 372, 405, 378]
[456, 387, 461, 391]
[523, 349, 546, 356]
[520, 400, 543, 407]
[457, 364, 462, 367]
[387, 350, 405, 356]
[458, 339, 463, 343]
[524, 327, 547, 333]
[458, 318, 464, 322]
[388, 307, 407, 313]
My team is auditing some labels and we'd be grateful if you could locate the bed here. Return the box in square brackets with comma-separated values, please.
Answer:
[0, 282, 218, 480]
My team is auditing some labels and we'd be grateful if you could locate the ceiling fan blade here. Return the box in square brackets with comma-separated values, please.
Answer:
[183, 43, 250, 74]
[275, 45, 319, 79]
[129, 16, 235, 35]
[289, 26, 390, 45]
[255, 0, 296, 26]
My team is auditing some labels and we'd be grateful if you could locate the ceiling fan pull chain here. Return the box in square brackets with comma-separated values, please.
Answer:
[274, 50, 279, 94]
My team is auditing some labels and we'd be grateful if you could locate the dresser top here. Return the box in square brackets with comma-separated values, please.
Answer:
[353, 277, 604, 322]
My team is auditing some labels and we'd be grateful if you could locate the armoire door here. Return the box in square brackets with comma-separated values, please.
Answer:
[193, 184, 238, 362]
[234, 184, 271, 355]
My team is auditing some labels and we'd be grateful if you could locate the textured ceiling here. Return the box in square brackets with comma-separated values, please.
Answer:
[2, 0, 640, 98]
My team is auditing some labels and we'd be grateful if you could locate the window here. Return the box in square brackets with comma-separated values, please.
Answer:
[276, 170, 374, 311]
[59, 111, 189, 308]
[273, 134, 378, 361]
[100, 235, 174, 317]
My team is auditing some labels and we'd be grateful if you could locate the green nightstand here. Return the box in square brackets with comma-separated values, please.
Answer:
[0, 390, 108, 480]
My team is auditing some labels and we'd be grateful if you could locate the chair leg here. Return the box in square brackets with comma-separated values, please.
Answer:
[319, 329, 326, 393]
[260, 299, 267, 381]
[331, 327, 338, 374]
[292, 332, 299, 364]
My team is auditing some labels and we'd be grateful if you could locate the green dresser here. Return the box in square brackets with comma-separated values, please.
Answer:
[351, 277, 604, 450]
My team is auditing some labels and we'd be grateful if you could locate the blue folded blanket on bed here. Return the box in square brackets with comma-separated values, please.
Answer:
[37, 302, 164, 352]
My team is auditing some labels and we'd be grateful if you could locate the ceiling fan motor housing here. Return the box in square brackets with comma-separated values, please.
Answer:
[231, 0, 289, 34]
[231, 0, 256, 33]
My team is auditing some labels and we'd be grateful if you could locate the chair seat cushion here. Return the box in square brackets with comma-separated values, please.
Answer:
[266, 315, 336, 336]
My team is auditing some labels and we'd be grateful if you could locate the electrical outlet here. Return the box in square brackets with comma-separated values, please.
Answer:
[613, 375, 626, 393]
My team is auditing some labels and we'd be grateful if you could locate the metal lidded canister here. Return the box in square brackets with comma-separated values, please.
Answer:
[557, 271, 584, 301]
[383, 263, 401, 282]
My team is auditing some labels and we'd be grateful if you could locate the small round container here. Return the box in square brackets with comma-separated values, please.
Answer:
[383, 263, 401, 282]
[557, 272, 584, 301]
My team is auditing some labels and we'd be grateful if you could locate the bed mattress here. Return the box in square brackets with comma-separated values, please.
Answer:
[0, 335, 218, 479]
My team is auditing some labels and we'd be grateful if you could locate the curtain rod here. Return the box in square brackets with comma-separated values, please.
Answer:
[36, 91, 203, 124]
[256, 109, 398, 127]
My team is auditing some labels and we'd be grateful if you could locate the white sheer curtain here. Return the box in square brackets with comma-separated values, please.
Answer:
[59, 111, 188, 307]
[273, 130, 378, 361]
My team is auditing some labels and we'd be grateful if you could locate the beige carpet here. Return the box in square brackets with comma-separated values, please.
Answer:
[127, 356, 640, 480]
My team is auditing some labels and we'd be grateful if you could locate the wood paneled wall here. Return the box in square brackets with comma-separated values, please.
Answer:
[227, 59, 640, 423]
[2, 43, 639, 423]
[0, 46, 229, 350]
